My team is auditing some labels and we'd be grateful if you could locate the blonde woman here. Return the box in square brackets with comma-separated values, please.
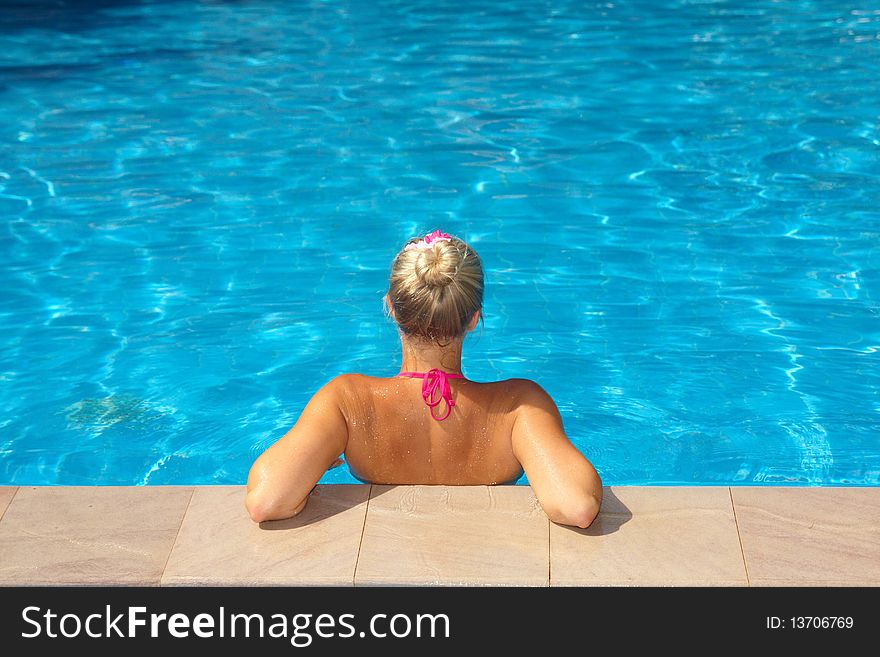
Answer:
[246, 230, 602, 527]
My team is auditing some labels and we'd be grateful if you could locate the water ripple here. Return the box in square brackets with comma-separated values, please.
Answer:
[1, 0, 878, 485]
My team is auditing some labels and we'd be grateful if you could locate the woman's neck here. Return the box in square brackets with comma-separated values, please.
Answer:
[399, 335, 464, 375]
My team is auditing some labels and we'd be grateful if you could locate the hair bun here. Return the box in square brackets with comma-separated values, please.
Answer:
[415, 242, 458, 288]
[388, 232, 484, 342]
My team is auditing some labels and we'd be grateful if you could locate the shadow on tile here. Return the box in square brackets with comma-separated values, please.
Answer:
[258, 484, 392, 531]
[553, 488, 633, 537]
[162, 485, 369, 586]
[550, 486, 746, 586]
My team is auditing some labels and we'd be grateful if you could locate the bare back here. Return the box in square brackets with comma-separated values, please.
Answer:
[246, 371, 602, 528]
[337, 374, 524, 485]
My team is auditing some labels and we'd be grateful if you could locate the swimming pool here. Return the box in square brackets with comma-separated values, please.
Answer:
[1, 0, 878, 486]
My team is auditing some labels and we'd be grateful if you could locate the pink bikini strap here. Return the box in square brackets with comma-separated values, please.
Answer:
[398, 368, 465, 421]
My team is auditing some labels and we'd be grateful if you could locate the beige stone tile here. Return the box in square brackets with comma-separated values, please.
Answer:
[162, 485, 370, 586]
[0, 487, 17, 521]
[356, 485, 548, 586]
[752, 580, 880, 587]
[551, 487, 747, 586]
[732, 487, 880, 585]
[0, 486, 193, 586]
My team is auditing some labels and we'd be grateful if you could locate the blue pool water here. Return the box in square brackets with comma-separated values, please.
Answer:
[1, 0, 878, 486]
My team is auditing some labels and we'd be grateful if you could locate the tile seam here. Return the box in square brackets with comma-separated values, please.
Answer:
[158, 486, 196, 587]
[0, 487, 20, 524]
[728, 487, 751, 587]
[352, 484, 373, 587]
[546, 514, 551, 587]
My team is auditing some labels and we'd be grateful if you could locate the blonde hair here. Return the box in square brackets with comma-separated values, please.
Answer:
[387, 233, 484, 344]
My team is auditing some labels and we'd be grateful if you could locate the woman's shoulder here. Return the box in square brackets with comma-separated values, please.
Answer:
[326, 373, 552, 404]
[497, 378, 559, 413]
[323, 372, 399, 394]
[329, 372, 390, 386]
[497, 377, 551, 395]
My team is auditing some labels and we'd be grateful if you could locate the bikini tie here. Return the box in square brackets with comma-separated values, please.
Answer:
[398, 368, 465, 421]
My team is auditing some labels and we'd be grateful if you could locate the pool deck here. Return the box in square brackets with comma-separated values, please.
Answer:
[0, 485, 877, 586]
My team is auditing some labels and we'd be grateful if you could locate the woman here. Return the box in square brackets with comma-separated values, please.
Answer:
[246, 230, 602, 527]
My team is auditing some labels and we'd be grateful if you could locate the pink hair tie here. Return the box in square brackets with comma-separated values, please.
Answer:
[404, 230, 452, 251]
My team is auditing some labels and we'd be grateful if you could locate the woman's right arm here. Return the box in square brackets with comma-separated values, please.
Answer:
[510, 380, 602, 528]
[245, 376, 349, 522]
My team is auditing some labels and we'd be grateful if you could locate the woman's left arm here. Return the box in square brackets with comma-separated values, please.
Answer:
[245, 376, 350, 522]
